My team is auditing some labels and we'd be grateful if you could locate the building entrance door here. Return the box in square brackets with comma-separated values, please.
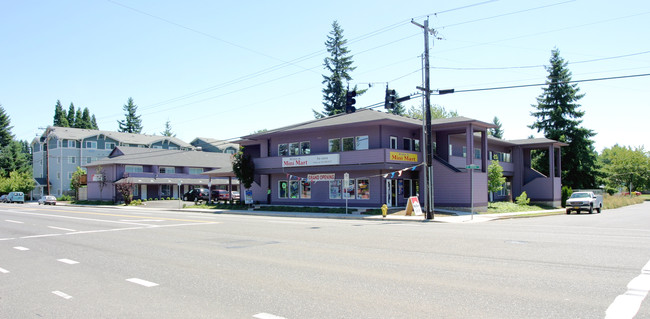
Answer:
[386, 179, 397, 207]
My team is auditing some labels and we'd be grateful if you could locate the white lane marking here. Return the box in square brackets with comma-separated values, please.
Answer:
[57, 259, 79, 265]
[267, 220, 307, 225]
[52, 291, 73, 299]
[119, 219, 164, 222]
[605, 259, 650, 319]
[21, 234, 62, 239]
[5, 220, 24, 224]
[253, 313, 287, 319]
[48, 226, 76, 232]
[0, 267, 9, 274]
[126, 278, 159, 287]
[13, 246, 29, 251]
[0, 238, 16, 241]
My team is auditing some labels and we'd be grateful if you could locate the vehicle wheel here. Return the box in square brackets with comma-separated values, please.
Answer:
[597, 205, 601, 213]
[38, 202, 41, 205]
[183, 196, 188, 201]
[566, 209, 570, 214]
[589, 204, 593, 214]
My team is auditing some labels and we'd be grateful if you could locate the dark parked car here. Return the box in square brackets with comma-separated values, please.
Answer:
[183, 188, 209, 201]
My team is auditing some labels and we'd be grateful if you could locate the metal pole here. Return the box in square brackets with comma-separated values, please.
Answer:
[424, 19, 434, 220]
[470, 168, 474, 220]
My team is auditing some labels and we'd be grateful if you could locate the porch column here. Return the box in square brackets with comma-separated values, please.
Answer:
[466, 124, 474, 166]
[481, 130, 488, 172]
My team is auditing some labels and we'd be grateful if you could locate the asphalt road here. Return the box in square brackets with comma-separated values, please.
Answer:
[1, 202, 649, 318]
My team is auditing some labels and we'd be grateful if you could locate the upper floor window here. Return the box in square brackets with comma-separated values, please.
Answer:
[279, 141, 310, 156]
[300, 141, 311, 155]
[289, 142, 300, 156]
[342, 137, 354, 151]
[159, 167, 175, 174]
[328, 139, 341, 152]
[413, 139, 421, 152]
[105, 142, 116, 150]
[68, 156, 76, 164]
[153, 145, 163, 149]
[168, 146, 178, 150]
[189, 168, 203, 175]
[66, 140, 76, 148]
[475, 148, 481, 159]
[355, 136, 368, 150]
[403, 138, 411, 151]
[463, 146, 467, 158]
[85, 141, 97, 149]
[390, 136, 398, 149]
[125, 165, 143, 173]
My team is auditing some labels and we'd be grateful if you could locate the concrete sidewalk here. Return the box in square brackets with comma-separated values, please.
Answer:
[50, 201, 565, 223]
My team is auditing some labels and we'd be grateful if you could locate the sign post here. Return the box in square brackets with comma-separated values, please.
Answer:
[177, 181, 182, 210]
[466, 164, 480, 220]
[343, 173, 350, 214]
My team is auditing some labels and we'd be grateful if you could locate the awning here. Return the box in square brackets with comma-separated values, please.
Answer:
[114, 177, 234, 185]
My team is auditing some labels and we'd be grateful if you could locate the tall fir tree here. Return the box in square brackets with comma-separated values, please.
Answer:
[315, 21, 356, 118]
[387, 91, 406, 116]
[91, 114, 99, 130]
[161, 120, 175, 137]
[0, 105, 14, 148]
[117, 97, 143, 133]
[0, 140, 30, 177]
[489, 116, 504, 139]
[529, 48, 598, 189]
[66, 103, 76, 128]
[73, 108, 83, 128]
[76, 107, 92, 129]
[53, 100, 69, 127]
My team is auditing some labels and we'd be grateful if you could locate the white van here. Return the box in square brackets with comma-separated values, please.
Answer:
[7, 192, 25, 203]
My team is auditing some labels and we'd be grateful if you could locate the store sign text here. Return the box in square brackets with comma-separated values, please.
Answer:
[389, 152, 418, 163]
[282, 154, 340, 167]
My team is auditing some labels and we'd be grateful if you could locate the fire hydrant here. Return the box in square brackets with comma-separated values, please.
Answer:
[381, 204, 388, 218]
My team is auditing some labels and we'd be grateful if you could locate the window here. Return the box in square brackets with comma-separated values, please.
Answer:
[289, 142, 300, 156]
[403, 179, 411, 199]
[344, 179, 355, 199]
[159, 167, 175, 174]
[328, 139, 341, 152]
[449, 144, 453, 156]
[189, 168, 203, 175]
[279, 180, 288, 198]
[153, 145, 163, 149]
[475, 148, 481, 159]
[66, 140, 76, 148]
[403, 138, 412, 151]
[357, 179, 370, 199]
[105, 142, 116, 150]
[125, 165, 143, 173]
[300, 141, 311, 155]
[342, 137, 354, 151]
[68, 172, 74, 179]
[300, 181, 311, 199]
[57, 172, 61, 179]
[278, 144, 288, 156]
[390, 136, 398, 149]
[168, 146, 178, 150]
[329, 180, 342, 199]
[133, 185, 139, 197]
[68, 156, 76, 164]
[289, 181, 300, 199]
[161, 185, 172, 197]
[413, 139, 420, 152]
[463, 146, 467, 158]
[355, 136, 369, 150]
[85, 141, 97, 149]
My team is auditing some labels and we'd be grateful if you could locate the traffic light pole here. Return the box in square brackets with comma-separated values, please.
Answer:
[412, 18, 436, 220]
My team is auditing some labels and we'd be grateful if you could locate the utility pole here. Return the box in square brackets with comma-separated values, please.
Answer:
[412, 18, 437, 220]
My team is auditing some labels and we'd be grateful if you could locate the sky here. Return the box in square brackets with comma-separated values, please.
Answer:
[1, 0, 649, 153]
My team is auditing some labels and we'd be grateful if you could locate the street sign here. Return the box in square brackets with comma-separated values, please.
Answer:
[466, 164, 480, 169]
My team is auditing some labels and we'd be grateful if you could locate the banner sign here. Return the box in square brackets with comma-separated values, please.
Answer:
[389, 152, 418, 163]
[282, 154, 340, 167]
[91, 174, 104, 182]
[307, 173, 336, 182]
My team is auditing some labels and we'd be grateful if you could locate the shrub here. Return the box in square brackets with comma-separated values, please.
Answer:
[166, 197, 171, 200]
[561, 186, 573, 208]
[57, 194, 72, 201]
[515, 191, 530, 206]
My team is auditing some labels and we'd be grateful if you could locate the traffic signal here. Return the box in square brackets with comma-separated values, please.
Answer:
[345, 90, 357, 113]
[385, 89, 396, 109]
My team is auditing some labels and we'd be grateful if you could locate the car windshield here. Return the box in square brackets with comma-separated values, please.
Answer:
[570, 193, 590, 198]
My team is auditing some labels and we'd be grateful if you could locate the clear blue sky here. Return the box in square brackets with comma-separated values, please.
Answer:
[1, 0, 648, 152]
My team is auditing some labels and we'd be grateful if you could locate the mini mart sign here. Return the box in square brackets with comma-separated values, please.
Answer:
[389, 152, 418, 163]
[282, 154, 340, 168]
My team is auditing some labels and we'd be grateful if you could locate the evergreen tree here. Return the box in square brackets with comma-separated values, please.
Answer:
[75, 107, 92, 129]
[91, 115, 99, 130]
[161, 120, 175, 137]
[53, 100, 69, 127]
[0, 140, 30, 177]
[388, 91, 406, 116]
[489, 116, 504, 139]
[67, 103, 76, 128]
[73, 108, 83, 128]
[0, 105, 13, 148]
[117, 97, 143, 133]
[316, 21, 356, 118]
[529, 48, 598, 189]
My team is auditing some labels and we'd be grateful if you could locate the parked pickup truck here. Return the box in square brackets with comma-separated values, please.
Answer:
[566, 191, 603, 214]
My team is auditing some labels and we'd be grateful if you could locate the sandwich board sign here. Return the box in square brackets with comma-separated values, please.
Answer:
[405, 196, 423, 216]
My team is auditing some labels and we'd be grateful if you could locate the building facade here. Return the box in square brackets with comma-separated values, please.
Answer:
[84, 147, 237, 202]
[238, 109, 565, 211]
[31, 126, 194, 198]
[190, 137, 239, 154]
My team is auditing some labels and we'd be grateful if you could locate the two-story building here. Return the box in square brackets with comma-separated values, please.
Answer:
[31, 126, 194, 198]
[190, 137, 239, 154]
[84, 146, 237, 202]
[237, 109, 565, 211]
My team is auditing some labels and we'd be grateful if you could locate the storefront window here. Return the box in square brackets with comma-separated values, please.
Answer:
[301, 141, 311, 155]
[289, 142, 300, 156]
[329, 180, 342, 199]
[278, 144, 288, 156]
[357, 179, 370, 199]
[289, 181, 300, 198]
[342, 137, 354, 151]
[279, 181, 288, 198]
[355, 136, 369, 150]
[161, 185, 172, 197]
[328, 139, 341, 152]
[344, 179, 355, 199]
[301, 181, 311, 199]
